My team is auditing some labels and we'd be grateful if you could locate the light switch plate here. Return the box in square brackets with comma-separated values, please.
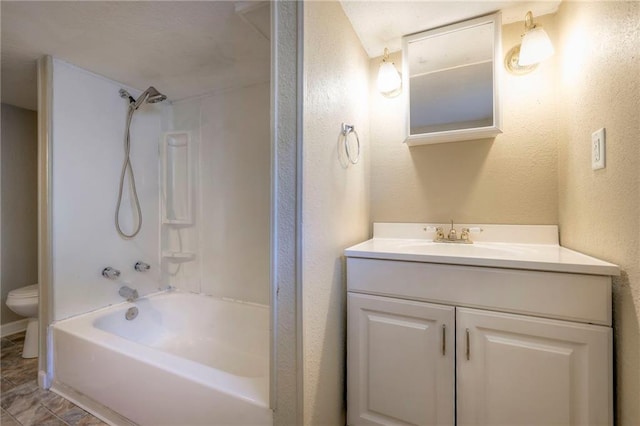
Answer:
[591, 128, 606, 170]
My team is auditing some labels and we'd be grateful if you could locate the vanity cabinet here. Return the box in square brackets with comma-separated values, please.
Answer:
[348, 293, 454, 425]
[456, 308, 611, 426]
[346, 258, 613, 426]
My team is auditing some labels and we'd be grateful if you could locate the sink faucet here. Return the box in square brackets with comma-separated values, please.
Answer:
[119, 286, 139, 302]
[431, 220, 482, 244]
[447, 219, 457, 241]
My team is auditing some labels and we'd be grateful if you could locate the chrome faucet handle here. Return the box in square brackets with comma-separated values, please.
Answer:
[102, 267, 121, 279]
[134, 261, 151, 272]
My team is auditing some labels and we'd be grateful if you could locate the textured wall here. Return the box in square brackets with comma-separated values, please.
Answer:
[51, 59, 163, 321]
[556, 2, 640, 424]
[369, 15, 559, 225]
[1, 104, 38, 325]
[169, 83, 270, 305]
[303, 1, 371, 424]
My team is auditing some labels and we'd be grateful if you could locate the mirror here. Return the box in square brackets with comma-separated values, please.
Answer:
[403, 13, 502, 145]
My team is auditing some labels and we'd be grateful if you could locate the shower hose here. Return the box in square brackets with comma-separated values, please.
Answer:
[115, 105, 143, 239]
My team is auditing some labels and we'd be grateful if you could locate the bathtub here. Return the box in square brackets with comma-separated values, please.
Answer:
[50, 291, 272, 425]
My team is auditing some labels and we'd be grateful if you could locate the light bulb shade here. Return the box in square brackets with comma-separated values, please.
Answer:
[377, 62, 402, 97]
[518, 27, 554, 66]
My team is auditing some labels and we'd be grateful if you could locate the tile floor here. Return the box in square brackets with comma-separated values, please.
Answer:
[1, 332, 108, 426]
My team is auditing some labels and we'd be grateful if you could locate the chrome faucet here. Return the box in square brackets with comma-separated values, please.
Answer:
[102, 267, 121, 279]
[119, 286, 139, 302]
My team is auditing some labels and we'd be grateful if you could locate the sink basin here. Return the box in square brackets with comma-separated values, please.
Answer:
[344, 223, 621, 276]
[396, 241, 530, 257]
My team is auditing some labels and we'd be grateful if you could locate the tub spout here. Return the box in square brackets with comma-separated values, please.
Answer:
[119, 286, 139, 302]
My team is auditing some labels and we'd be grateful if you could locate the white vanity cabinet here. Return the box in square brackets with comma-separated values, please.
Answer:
[346, 256, 614, 426]
[348, 293, 455, 425]
[456, 308, 612, 426]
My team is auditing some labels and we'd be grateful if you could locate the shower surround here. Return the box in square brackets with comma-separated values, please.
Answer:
[43, 58, 272, 424]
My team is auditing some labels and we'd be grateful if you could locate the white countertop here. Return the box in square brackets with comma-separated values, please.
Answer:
[344, 223, 620, 276]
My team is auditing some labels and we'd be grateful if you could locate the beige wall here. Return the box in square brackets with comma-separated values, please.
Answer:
[1, 104, 38, 325]
[300, 2, 639, 424]
[303, 1, 371, 424]
[369, 15, 559, 225]
[556, 2, 640, 424]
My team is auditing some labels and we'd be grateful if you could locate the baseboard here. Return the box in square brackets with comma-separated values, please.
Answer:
[1, 318, 28, 338]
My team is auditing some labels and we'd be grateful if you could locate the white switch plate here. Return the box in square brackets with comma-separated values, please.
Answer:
[591, 128, 606, 170]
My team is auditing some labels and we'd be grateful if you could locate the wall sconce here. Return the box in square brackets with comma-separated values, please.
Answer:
[505, 11, 554, 75]
[377, 48, 402, 97]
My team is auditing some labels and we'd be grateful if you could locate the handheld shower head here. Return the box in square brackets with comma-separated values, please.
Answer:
[128, 86, 167, 109]
[145, 86, 167, 104]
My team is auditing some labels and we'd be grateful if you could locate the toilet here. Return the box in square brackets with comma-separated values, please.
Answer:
[6, 284, 39, 358]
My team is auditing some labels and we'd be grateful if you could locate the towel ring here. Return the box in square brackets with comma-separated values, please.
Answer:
[342, 123, 360, 164]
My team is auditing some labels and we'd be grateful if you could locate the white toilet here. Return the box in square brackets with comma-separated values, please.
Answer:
[6, 284, 39, 358]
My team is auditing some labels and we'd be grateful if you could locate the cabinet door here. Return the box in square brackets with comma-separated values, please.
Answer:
[457, 308, 612, 426]
[347, 293, 455, 426]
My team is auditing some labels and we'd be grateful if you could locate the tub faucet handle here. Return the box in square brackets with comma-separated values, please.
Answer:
[134, 261, 151, 272]
[102, 267, 121, 279]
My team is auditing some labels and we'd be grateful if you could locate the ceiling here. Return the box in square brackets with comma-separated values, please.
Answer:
[1, 1, 561, 111]
[339, 1, 561, 58]
[1, 1, 270, 111]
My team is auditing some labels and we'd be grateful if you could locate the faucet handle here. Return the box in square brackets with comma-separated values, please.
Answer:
[134, 261, 151, 272]
[461, 227, 484, 234]
[425, 225, 445, 241]
[461, 227, 483, 242]
[102, 267, 121, 279]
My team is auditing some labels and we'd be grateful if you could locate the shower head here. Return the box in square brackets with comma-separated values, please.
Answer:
[123, 86, 167, 109]
[145, 86, 167, 104]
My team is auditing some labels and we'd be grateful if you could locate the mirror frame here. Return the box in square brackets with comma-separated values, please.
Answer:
[403, 12, 502, 146]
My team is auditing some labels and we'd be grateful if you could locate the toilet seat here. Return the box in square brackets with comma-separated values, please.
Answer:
[8, 284, 38, 299]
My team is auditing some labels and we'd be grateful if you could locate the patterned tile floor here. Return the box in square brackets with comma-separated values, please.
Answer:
[1, 332, 108, 426]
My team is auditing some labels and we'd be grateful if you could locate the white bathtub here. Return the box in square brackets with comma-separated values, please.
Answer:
[51, 292, 272, 425]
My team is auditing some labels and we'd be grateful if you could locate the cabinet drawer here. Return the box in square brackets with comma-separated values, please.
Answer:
[347, 257, 611, 325]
